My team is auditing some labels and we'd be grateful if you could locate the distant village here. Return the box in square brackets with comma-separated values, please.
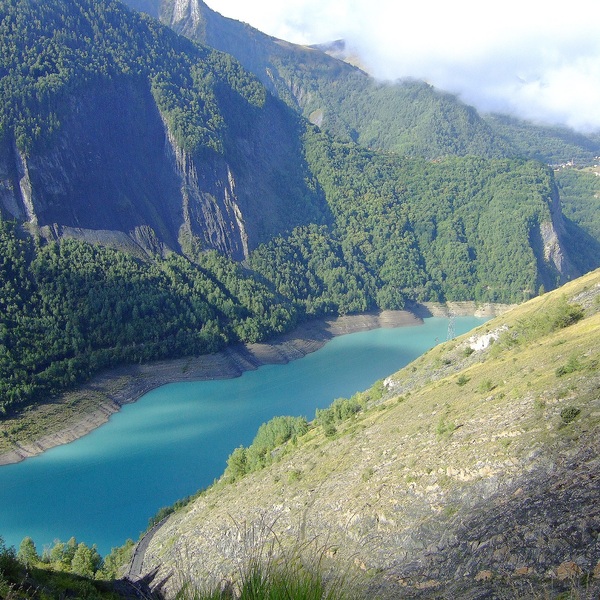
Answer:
[552, 157, 600, 175]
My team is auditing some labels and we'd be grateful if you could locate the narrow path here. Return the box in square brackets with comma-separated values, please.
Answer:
[126, 518, 168, 581]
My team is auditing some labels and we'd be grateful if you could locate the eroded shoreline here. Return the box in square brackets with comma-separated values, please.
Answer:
[0, 303, 509, 466]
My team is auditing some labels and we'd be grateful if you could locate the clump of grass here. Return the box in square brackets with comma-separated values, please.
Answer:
[436, 417, 456, 438]
[478, 379, 495, 393]
[361, 468, 374, 482]
[174, 521, 360, 600]
[456, 374, 470, 386]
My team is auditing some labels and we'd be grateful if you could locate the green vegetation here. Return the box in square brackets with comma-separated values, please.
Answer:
[1, 0, 598, 428]
[560, 406, 581, 424]
[165, 0, 600, 166]
[498, 295, 584, 349]
[0, 0, 267, 157]
[125, 272, 600, 599]
[0, 535, 131, 599]
[484, 114, 600, 165]
[224, 416, 308, 481]
[557, 169, 600, 241]
[174, 536, 354, 600]
[303, 133, 562, 305]
[0, 218, 299, 417]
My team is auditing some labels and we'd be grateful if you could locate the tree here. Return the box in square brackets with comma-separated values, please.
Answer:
[70, 542, 102, 578]
[225, 446, 247, 481]
[17, 537, 38, 568]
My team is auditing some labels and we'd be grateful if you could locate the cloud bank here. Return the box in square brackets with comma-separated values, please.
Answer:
[205, 0, 600, 132]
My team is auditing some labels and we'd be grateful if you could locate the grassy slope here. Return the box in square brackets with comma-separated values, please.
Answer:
[141, 269, 600, 598]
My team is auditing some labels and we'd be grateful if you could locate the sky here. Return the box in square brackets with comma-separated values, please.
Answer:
[203, 0, 600, 133]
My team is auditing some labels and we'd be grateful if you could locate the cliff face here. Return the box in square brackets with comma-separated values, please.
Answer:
[137, 270, 600, 598]
[0, 76, 326, 260]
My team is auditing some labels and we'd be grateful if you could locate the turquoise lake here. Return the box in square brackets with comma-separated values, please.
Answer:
[0, 317, 485, 555]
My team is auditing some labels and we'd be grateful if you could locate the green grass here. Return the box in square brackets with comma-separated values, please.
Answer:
[174, 537, 357, 600]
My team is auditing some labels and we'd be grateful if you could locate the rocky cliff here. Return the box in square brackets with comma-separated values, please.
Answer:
[137, 269, 600, 598]
[0, 0, 328, 259]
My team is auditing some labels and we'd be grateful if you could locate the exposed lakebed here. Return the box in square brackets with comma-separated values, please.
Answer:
[0, 317, 486, 554]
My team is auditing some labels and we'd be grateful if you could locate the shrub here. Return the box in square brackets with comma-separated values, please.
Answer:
[560, 406, 581, 424]
[555, 354, 583, 377]
[456, 374, 469, 386]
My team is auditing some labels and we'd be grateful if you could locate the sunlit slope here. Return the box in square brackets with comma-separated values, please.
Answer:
[141, 269, 600, 598]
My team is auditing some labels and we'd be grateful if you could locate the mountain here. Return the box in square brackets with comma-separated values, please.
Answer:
[0, 0, 328, 260]
[140, 0, 509, 159]
[0, 0, 596, 422]
[139, 0, 600, 165]
[136, 268, 600, 598]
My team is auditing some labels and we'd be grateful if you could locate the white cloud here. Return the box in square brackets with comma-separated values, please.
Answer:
[205, 0, 600, 132]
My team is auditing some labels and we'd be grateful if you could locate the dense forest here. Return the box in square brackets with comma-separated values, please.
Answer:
[0, 137, 569, 418]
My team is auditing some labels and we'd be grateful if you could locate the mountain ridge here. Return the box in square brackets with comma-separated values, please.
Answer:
[141, 0, 600, 165]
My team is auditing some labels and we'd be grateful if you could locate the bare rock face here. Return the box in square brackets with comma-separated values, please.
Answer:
[0, 76, 326, 259]
[539, 188, 579, 281]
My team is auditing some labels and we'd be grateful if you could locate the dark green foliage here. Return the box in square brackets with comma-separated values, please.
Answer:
[304, 131, 560, 304]
[560, 406, 581, 424]
[0, 0, 266, 156]
[249, 224, 375, 317]
[0, 218, 298, 417]
[556, 169, 600, 242]
[0, 536, 19, 582]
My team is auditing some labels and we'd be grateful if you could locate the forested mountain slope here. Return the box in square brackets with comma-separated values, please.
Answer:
[139, 268, 600, 599]
[0, 0, 328, 259]
[135, 0, 508, 159]
[136, 0, 600, 165]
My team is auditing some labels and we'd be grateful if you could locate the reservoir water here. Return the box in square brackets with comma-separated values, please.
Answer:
[0, 317, 485, 555]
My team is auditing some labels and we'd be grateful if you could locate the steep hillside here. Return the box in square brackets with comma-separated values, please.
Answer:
[138, 269, 600, 598]
[138, 0, 600, 166]
[0, 0, 328, 259]
[141, 0, 507, 159]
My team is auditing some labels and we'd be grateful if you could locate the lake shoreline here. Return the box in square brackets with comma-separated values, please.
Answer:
[0, 302, 510, 466]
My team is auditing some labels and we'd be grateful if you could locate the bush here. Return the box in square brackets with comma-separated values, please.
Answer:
[456, 374, 470, 386]
[560, 406, 581, 424]
[555, 354, 583, 377]
[315, 397, 362, 431]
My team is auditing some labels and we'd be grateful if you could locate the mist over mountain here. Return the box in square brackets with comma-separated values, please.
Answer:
[131, 0, 600, 166]
[200, 0, 600, 134]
